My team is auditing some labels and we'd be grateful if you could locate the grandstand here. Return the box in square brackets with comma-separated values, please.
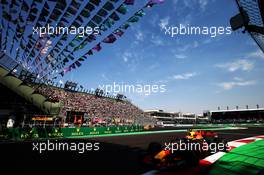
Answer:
[145, 107, 264, 126]
[145, 110, 178, 127]
[36, 83, 155, 126]
[145, 110, 209, 126]
[0, 62, 155, 129]
[209, 107, 264, 124]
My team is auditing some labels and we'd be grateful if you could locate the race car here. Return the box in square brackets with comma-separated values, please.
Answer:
[140, 130, 226, 169]
[140, 140, 200, 169]
[186, 129, 227, 148]
[186, 129, 218, 140]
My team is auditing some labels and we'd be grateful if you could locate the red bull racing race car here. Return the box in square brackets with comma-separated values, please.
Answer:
[140, 129, 227, 169]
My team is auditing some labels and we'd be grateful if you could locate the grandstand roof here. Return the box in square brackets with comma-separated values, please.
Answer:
[144, 109, 181, 114]
[210, 108, 264, 113]
[0, 65, 62, 114]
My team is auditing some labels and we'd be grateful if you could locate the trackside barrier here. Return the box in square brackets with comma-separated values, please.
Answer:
[60, 125, 143, 137]
[0, 125, 144, 140]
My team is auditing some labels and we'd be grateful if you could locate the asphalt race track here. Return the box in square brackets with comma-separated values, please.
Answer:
[0, 127, 263, 175]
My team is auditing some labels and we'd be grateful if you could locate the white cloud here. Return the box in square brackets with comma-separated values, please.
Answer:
[158, 72, 198, 84]
[198, 0, 208, 11]
[149, 14, 159, 27]
[233, 77, 244, 81]
[148, 63, 160, 70]
[182, 0, 192, 9]
[135, 30, 144, 42]
[151, 34, 164, 46]
[101, 73, 109, 81]
[247, 50, 264, 59]
[172, 0, 179, 5]
[193, 41, 199, 48]
[177, 40, 199, 52]
[174, 54, 187, 59]
[218, 80, 256, 90]
[159, 16, 170, 30]
[202, 38, 212, 44]
[172, 72, 197, 80]
[216, 59, 254, 72]
[179, 14, 193, 26]
[180, 0, 210, 11]
[120, 51, 142, 72]
[122, 52, 132, 63]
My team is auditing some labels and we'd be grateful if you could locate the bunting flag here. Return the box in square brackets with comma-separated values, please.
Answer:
[103, 2, 115, 11]
[78, 57, 85, 62]
[19, 1, 51, 63]
[102, 34, 117, 43]
[39, 0, 122, 74]
[117, 4, 128, 15]
[124, 0, 135, 5]
[26, 0, 87, 73]
[110, 12, 120, 21]
[128, 16, 140, 23]
[75, 61, 81, 67]
[64, 66, 71, 73]
[57, 6, 149, 77]
[30, 0, 106, 75]
[0, 0, 164, 81]
[113, 29, 124, 37]
[59, 0, 159, 77]
[98, 9, 108, 17]
[85, 50, 93, 56]
[22, 1, 30, 12]
[145, 0, 165, 7]
[135, 10, 146, 17]
[92, 43, 102, 52]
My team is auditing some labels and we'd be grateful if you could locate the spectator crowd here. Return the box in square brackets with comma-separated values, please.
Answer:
[34, 85, 156, 126]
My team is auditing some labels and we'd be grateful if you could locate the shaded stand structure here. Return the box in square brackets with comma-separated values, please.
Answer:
[230, 0, 264, 52]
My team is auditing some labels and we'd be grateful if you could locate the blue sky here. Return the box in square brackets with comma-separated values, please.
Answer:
[58, 0, 264, 113]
